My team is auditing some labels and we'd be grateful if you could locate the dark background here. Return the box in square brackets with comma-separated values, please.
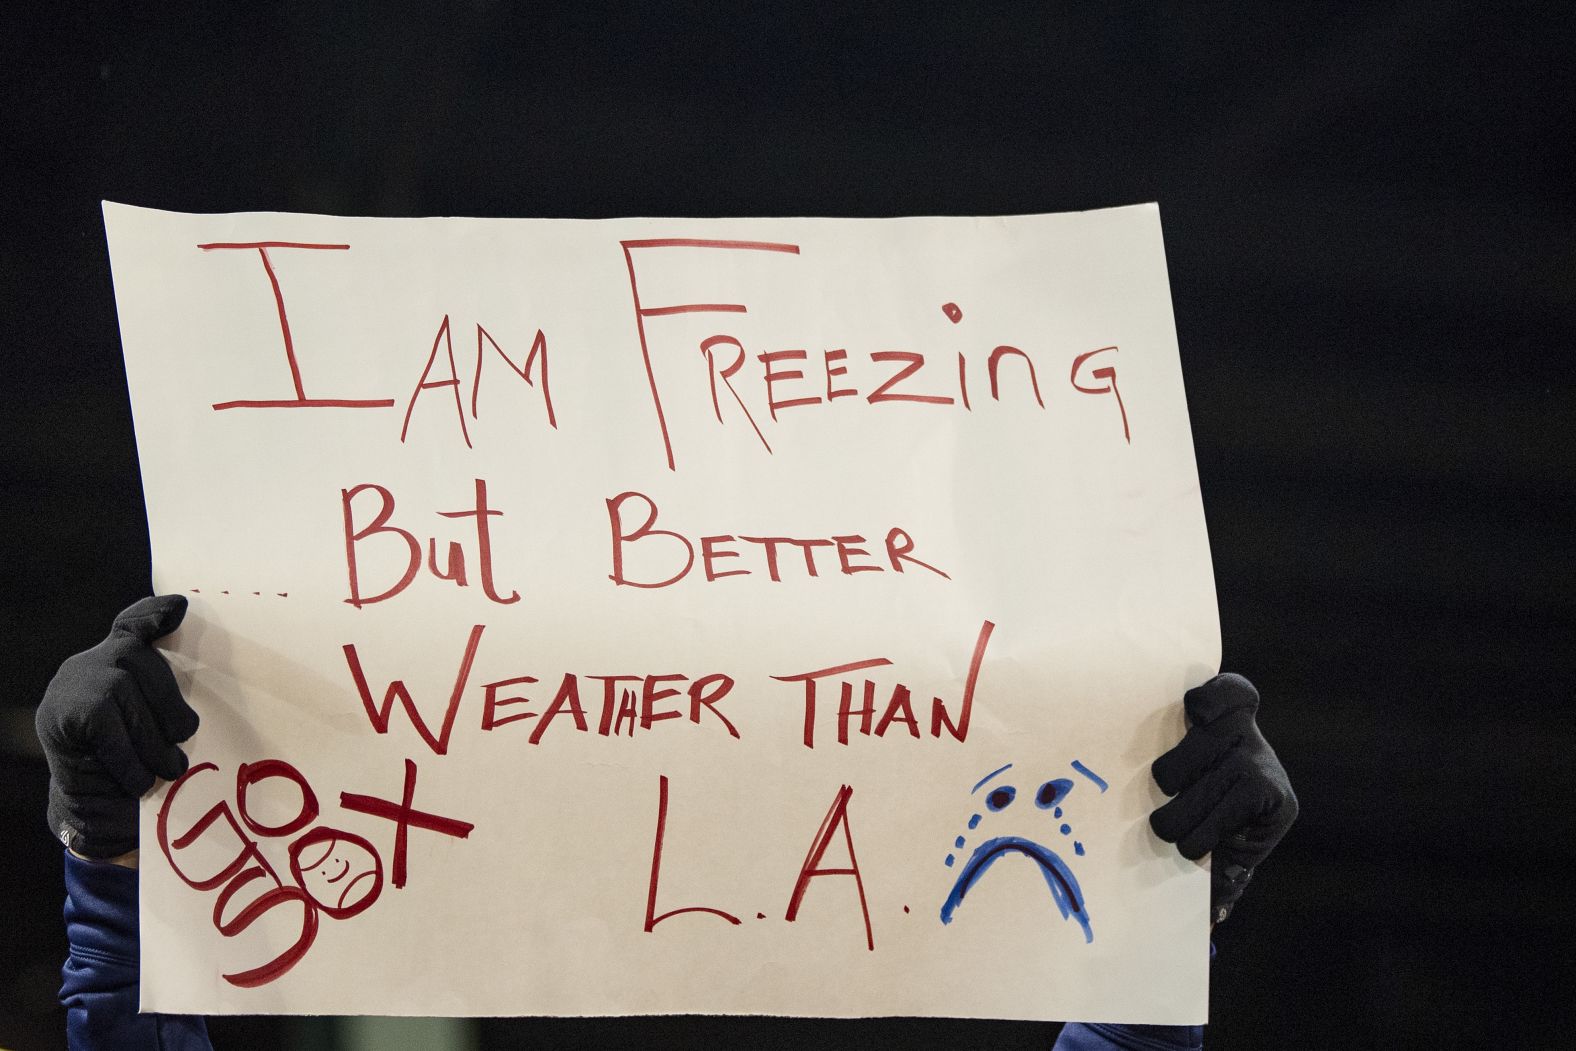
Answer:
[3, 3, 1572, 1049]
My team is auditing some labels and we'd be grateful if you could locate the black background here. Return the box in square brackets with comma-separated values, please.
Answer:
[3, 4, 1573, 1049]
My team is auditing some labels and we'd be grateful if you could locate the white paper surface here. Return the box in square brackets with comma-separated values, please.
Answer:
[104, 202, 1218, 1022]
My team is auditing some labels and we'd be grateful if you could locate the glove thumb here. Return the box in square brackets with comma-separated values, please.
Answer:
[1183, 672, 1260, 730]
[109, 594, 188, 644]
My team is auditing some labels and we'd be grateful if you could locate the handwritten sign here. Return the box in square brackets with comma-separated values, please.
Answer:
[104, 202, 1218, 1022]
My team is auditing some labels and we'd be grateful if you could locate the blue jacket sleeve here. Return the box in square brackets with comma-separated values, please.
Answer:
[1054, 1021, 1203, 1051]
[60, 849, 212, 1051]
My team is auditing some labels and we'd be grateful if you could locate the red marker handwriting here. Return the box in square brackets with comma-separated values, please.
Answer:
[339, 757, 475, 889]
[606, 490, 950, 588]
[341, 478, 520, 609]
[1070, 345, 1130, 443]
[344, 622, 741, 750]
[399, 319, 558, 447]
[644, 776, 873, 949]
[775, 620, 995, 748]
[157, 756, 469, 987]
[199, 241, 395, 411]
[785, 783, 873, 950]
[620, 237, 802, 470]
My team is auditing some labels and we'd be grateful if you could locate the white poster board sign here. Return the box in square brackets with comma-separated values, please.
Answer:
[104, 202, 1218, 1023]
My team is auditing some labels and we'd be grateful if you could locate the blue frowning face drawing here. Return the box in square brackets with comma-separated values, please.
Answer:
[939, 760, 1108, 942]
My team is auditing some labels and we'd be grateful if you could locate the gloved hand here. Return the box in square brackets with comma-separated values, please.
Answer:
[1150, 673, 1298, 923]
[35, 595, 198, 859]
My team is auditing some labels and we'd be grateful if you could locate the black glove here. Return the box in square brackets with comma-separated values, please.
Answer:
[35, 595, 199, 859]
[1150, 673, 1297, 923]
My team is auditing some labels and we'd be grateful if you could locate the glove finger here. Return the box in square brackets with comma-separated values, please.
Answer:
[118, 643, 200, 742]
[87, 702, 160, 797]
[1212, 781, 1299, 872]
[115, 676, 192, 783]
[1151, 726, 1236, 796]
[1150, 766, 1236, 849]
[1176, 777, 1265, 862]
[109, 594, 188, 644]
[1183, 673, 1259, 729]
